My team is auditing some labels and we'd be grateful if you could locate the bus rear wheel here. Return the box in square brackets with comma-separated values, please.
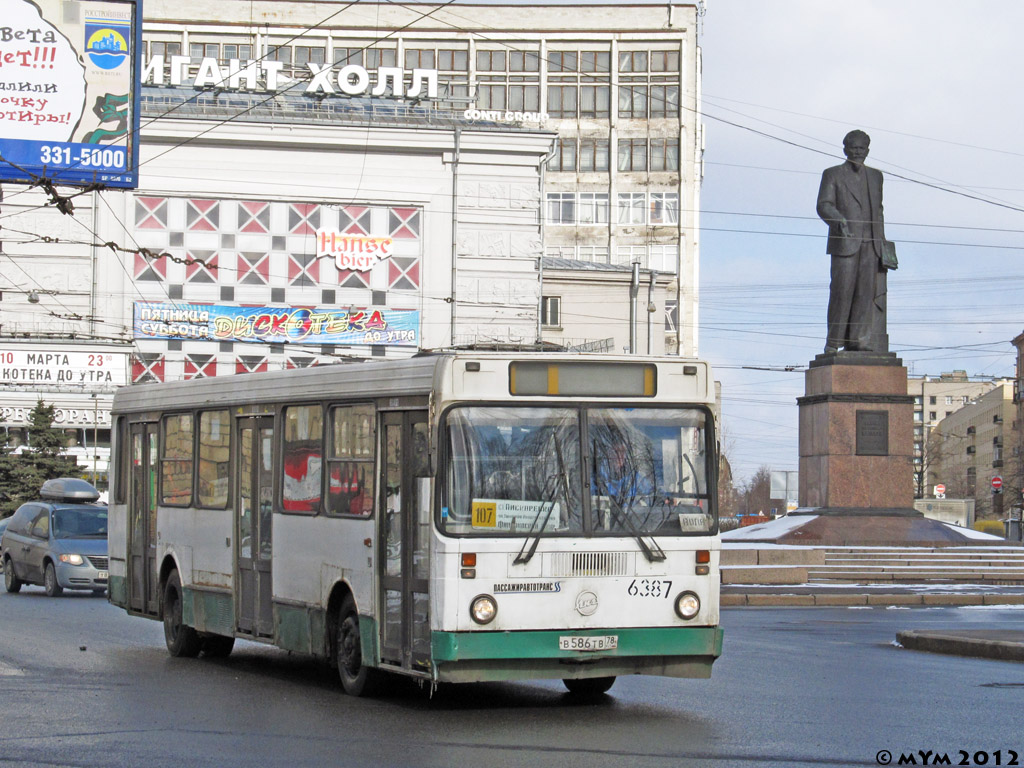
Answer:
[563, 676, 616, 697]
[163, 571, 201, 658]
[335, 595, 384, 697]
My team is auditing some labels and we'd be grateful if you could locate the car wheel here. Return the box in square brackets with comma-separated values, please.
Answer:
[563, 676, 616, 697]
[201, 634, 235, 658]
[44, 562, 63, 597]
[335, 595, 385, 697]
[3, 557, 22, 593]
[163, 571, 201, 658]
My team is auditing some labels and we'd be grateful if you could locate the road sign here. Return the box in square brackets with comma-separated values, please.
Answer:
[934, 483, 946, 497]
[992, 476, 1003, 492]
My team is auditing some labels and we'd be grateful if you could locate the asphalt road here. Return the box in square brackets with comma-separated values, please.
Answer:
[2, 586, 1023, 768]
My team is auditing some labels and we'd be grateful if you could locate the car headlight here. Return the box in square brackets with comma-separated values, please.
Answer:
[59, 554, 85, 566]
[470, 594, 497, 625]
[674, 591, 700, 620]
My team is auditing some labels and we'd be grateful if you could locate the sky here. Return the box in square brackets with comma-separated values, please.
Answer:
[695, 1, 1024, 485]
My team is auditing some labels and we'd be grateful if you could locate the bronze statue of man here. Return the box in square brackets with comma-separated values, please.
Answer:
[816, 130, 893, 354]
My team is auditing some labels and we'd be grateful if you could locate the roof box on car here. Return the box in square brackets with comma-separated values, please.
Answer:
[40, 478, 101, 503]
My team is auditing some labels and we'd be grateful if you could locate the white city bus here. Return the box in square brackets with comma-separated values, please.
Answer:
[108, 353, 722, 696]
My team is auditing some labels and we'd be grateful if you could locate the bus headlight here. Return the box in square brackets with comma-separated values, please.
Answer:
[470, 594, 497, 625]
[674, 591, 700, 620]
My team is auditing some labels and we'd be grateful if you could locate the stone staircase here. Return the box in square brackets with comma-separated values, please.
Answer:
[721, 545, 1024, 587]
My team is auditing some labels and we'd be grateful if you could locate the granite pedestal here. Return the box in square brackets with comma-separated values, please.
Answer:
[797, 351, 916, 515]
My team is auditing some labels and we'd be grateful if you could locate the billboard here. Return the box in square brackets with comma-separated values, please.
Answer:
[0, 0, 141, 188]
[133, 302, 420, 347]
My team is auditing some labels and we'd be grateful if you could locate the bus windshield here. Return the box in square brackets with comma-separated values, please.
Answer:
[442, 406, 713, 537]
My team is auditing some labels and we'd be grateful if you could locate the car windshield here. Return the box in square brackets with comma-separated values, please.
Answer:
[442, 406, 713, 537]
[52, 507, 108, 538]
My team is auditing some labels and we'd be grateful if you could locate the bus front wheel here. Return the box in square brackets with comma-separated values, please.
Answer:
[563, 676, 616, 697]
[163, 571, 201, 658]
[335, 595, 384, 697]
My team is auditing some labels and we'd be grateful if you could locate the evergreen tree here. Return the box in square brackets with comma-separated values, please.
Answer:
[0, 400, 78, 516]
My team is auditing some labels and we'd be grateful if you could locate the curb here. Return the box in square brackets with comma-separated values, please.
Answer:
[721, 593, 1024, 608]
[897, 631, 1024, 663]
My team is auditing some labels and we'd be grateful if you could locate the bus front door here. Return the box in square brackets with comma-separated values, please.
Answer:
[236, 417, 274, 637]
[128, 422, 160, 616]
[380, 411, 431, 672]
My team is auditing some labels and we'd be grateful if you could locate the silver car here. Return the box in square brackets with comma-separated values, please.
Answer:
[1, 479, 108, 597]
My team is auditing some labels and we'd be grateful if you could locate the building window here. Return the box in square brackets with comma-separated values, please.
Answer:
[547, 85, 578, 118]
[914, 395, 923, 405]
[332, 47, 362, 66]
[190, 42, 219, 59]
[547, 192, 576, 224]
[541, 296, 561, 327]
[550, 138, 576, 172]
[477, 83, 506, 110]
[577, 245, 610, 263]
[405, 48, 435, 69]
[914, 411, 923, 422]
[929, 411, 937, 420]
[945, 396, 954, 405]
[579, 138, 610, 171]
[618, 51, 648, 72]
[648, 245, 678, 273]
[366, 48, 397, 69]
[509, 84, 540, 111]
[650, 50, 680, 72]
[617, 139, 647, 171]
[150, 41, 181, 58]
[617, 192, 646, 224]
[295, 46, 325, 67]
[618, 84, 648, 118]
[929, 396, 937, 404]
[548, 50, 579, 72]
[477, 50, 506, 71]
[649, 85, 680, 118]
[578, 193, 609, 224]
[650, 192, 679, 224]
[579, 85, 610, 118]
[437, 49, 469, 71]
[580, 51, 611, 73]
[509, 50, 540, 72]
[650, 138, 680, 171]
[223, 43, 253, 61]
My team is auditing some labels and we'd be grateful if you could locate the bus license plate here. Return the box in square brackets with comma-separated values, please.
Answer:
[559, 635, 618, 652]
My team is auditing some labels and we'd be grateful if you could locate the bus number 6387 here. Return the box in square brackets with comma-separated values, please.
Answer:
[627, 578, 673, 598]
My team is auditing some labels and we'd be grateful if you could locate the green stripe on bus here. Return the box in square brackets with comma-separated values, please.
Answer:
[431, 626, 723, 662]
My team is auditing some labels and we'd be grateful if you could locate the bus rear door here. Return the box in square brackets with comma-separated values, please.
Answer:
[236, 416, 275, 637]
[128, 422, 159, 615]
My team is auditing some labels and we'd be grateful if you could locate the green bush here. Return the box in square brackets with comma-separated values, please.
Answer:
[973, 520, 1005, 537]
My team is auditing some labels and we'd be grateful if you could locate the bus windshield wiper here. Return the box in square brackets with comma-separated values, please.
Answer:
[594, 471, 666, 564]
[514, 438, 572, 566]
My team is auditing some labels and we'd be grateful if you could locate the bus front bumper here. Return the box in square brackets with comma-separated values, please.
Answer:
[430, 626, 723, 684]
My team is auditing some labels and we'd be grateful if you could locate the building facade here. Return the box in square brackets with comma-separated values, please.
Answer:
[924, 383, 1015, 519]
[0, 3, 701, 482]
[138, 1, 702, 354]
[907, 371, 999, 498]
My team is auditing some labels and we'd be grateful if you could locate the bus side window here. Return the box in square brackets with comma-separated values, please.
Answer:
[326, 404, 375, 517]
[282, 405, 323, 514]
